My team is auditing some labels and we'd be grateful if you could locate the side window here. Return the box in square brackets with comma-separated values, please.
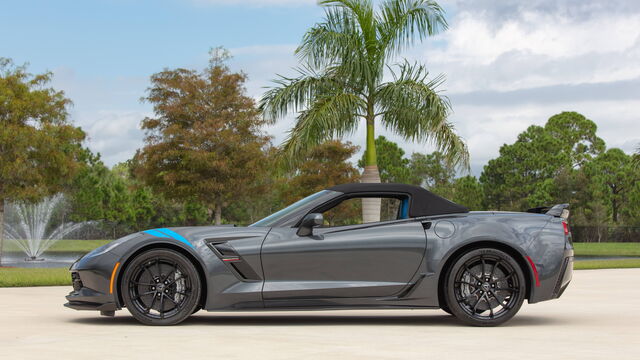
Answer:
[321, 196, 408, 227]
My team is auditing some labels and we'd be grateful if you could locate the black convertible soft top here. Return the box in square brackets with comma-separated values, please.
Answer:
[328, 183, 469, 217]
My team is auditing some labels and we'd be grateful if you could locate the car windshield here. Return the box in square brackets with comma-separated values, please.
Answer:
[250, 190, 331, 227]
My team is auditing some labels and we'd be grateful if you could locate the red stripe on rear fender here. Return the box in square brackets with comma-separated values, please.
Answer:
[525, 256, 540, 287]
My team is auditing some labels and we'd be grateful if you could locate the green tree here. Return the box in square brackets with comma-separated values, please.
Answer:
[449, 175, 484, 210]
[0, 58, 85, 263]
[286, 140, 361, 203]
[260, 0, 468, 222]
[358, 136, 412, 183]
[407, 151, 455, 189]
[480, 112, 604, 211]
[134, 49, 270, 225]
[69, 153, 140, 237]
[583, 148, 637, 223]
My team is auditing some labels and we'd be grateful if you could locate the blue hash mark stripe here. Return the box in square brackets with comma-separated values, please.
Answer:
[143, 228, 195, 249]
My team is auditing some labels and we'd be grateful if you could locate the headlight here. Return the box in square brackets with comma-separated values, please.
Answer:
[85, 241, 122, 258]
[84, 233, 139, 258]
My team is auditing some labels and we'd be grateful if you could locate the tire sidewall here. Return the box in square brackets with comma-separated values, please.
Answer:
[445, 248, 526, 326]
[121, 249, 201, 326]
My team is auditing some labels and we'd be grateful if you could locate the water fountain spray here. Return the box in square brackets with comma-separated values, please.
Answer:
[3, 194, 88, 261]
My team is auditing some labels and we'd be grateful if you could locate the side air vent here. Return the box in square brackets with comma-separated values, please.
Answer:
[228, 262, 260, 281]
[210, 242, 237, 256]
[205, 241, 260, 281]
[421, 222, 432, 230]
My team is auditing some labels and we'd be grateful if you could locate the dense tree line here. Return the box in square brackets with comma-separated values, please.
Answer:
[2, 56, 638, 243]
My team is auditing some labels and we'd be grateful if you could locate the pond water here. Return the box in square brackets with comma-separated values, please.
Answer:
[1, 252, 85, 268]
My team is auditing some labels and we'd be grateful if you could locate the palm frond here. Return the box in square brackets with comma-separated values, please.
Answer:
[378, 0, 448, 56]
[296, 7, 363, 69]
[279, 92, 366, 168]
[377, 61, 469, 169]
[320, 0, 375, 37]
[259, 67, 344, 123]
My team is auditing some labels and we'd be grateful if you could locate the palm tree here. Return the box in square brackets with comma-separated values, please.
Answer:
[260, 0, 468, 222]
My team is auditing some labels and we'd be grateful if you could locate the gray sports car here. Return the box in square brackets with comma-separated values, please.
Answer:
[65, 183, 574, 326]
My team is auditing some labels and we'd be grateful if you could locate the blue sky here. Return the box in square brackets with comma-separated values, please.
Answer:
[2, 0, 640, 175]
[3, 0, 323, 76]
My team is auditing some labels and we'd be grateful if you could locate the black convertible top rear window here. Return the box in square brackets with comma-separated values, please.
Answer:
[327, 183, 468, 217]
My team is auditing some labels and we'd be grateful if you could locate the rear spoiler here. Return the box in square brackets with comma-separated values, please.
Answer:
[527, 204, 569, 219]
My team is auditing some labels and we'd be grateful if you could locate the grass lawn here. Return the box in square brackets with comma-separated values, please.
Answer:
[3, 239, 111, 254]
[0, 268, 70, 287]
[573, 258, 640, 270]
[573, 242, 640, 257]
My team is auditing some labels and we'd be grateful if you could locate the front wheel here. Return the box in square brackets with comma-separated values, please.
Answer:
[444, 248, 526, 326]
[121, 249, 201, 326]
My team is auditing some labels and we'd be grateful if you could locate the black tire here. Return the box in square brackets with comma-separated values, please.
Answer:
[121, 249, 201, 326]
[440, 303, 453, 315]
[444, 248, 526, 326]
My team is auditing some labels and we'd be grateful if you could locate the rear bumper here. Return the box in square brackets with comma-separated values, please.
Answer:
[529, 247, 573, 303]
[553, 252, 573, 299]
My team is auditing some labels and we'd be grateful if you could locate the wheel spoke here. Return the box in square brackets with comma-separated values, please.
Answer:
[132, 291, 155, 301]
[464, 265, 484, 282]
[155, 258, 162, 279]
[495, 272, 514, 282]
[145, 294, 157, 313]
[495, 287, 519, 292]
[141, 264, 155, 280]
[488, 296, 494, 318]
[164, 262, 178, 282]
[481, 256, 486, 277]
[490, 260, 502, 279]
[455, 281, 477, 287]
[165, 294, 179, 306]
[159, 293, 165, 319]
[489, 290, 507, 304]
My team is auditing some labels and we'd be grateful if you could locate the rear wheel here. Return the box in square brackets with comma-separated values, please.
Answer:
[121, 249, 201, 326]
[444, 248, 526, 326]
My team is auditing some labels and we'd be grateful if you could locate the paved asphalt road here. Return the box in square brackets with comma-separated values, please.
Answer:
[1, 269, 639, 360]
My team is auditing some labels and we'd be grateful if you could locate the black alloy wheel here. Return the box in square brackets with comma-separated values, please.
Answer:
[445, 248, 526, 326]
[121, 249, 201, 326]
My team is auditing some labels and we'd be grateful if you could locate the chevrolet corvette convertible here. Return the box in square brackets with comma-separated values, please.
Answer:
[65, 183, 574, 326]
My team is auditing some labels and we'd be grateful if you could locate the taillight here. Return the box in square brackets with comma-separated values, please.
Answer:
[562, 221, 569, 235]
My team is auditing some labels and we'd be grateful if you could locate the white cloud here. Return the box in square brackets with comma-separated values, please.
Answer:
[49, 67, 151, 167]
[81, 111, 148, 166]
[46, 0, 640, 174]
[192, 0, 316, 7]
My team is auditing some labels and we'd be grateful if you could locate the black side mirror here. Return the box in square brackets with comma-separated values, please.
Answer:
[297, 213, 323, 236]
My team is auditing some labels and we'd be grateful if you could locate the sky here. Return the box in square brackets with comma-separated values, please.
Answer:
[2, 0, 639, 176]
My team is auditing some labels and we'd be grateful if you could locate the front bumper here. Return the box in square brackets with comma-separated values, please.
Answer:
[64, 289, 118, 312]
[64, 276, 119, 312]
[64, 251, 121, 313]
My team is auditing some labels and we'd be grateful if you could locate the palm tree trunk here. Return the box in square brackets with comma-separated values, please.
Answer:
[0, 199, 5, 266]
[361, 115, 381, 223]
